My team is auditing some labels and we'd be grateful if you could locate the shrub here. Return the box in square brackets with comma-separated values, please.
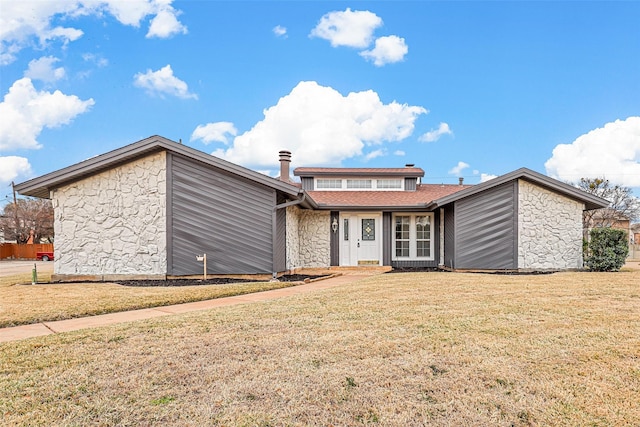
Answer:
[584, 228, 629, 271]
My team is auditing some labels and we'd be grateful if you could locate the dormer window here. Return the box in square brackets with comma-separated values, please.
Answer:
[376, 179, 402, 189]
[317, 179, 342, 189]
[346, 179, 372, 189]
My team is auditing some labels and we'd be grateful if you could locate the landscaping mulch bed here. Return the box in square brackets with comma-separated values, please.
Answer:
[117, 274, 327, 287]
[387, 267, 556, 275]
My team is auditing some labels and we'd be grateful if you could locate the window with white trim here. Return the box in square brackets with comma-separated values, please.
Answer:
[317, 179, 342, 189]
[346, 179, 372, 189]
[393, 213, 434, 260]
[377, 179, 402, 189]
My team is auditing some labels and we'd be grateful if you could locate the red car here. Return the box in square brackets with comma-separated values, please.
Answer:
[36, 251, 54, 261]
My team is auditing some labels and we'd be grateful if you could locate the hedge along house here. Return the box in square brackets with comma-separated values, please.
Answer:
[15, 135, 608, 280]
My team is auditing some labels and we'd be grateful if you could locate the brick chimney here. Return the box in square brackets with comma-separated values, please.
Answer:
[279, 150, 292, 182]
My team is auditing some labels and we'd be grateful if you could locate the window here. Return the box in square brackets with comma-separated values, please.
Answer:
[317, 179, 342, 189]
[362, 218, 375, 240]
[377, 179, 402, 189]
[395, 216, 410, 257]
[393, 213, 433, 260]
[416, 216, 431, 257]
[346, 179, 372, 189]
[343, 219, 349, 241]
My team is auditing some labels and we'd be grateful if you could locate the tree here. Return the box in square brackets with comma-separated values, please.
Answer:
[578, 178, 639, 230]
[0, 198, 54, 244]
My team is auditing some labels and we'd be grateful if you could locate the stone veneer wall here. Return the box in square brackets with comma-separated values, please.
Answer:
[518, 179, 584, 270]
[293, 209, 331, 268]
[285, 206, 301, 270]
[52, 152, 167, 278]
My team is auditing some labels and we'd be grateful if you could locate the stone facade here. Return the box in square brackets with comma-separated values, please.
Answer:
[52, 152, 167, 278]
[518, 179, 584, 269]
[288, 208, 330, 269]
[285, 206, 301, 270]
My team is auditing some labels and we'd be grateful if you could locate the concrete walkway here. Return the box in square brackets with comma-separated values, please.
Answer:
[0, 274, 371, 343]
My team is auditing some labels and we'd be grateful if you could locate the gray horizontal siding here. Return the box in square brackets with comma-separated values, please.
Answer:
[169, 154, 276, 275]
[301, 177, 314, 191]
[443, 206, 455, 269]
[454, 182, 517, 270]
[404, 177, 417, 191]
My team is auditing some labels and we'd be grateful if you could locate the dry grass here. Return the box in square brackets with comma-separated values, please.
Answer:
[1, 271, 639, 426]
[0, 279, 298, 328]
[0, 271, 53, 288]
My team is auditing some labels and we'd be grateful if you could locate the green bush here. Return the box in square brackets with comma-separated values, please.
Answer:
[584, 228, 629, 272]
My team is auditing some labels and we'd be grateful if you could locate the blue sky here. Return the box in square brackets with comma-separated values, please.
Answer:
[1, 1, 639, 206]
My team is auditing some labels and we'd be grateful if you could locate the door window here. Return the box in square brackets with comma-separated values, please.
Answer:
[362, 218, 375, 241]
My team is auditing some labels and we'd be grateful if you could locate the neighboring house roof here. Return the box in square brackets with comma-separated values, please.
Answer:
[15, 135, 306, 201]
[294, 167, 424, 178]
[426, 167, 609, 211]
[307, 184, 471, 210]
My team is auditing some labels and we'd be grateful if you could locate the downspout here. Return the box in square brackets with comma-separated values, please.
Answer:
[271, 192, 307, 278]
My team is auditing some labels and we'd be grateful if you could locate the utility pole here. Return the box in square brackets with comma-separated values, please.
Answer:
[11, 181, 19, 243]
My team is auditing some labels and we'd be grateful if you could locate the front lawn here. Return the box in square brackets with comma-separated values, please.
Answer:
[1, 271, 639, 425]
[0, 278, 301, 328]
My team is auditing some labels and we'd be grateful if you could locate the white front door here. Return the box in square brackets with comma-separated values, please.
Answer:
[340, 213, 382, 266]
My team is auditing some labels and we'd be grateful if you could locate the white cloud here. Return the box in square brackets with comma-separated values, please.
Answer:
[82, 53, 108, 67]
[273, 25, 287, 38]
[545, 117, 640, 187]
[133, 65, 197, 99]
[394, 150, 405, 156]
[419, 122, 453, 143]
[364, 149, 386, 161]
[0, 78, 95, 151]
[0, 1, 186, 64]
[480, 173, 498, 182]
[448, 161, 470, 176]
[0, 156, 32, 185]
[310, 8, 382, 48]
[208, 81, 426, 168]
[359, 35, 408, 66]
[147, 6, 187, 38]
[191, 122, 237, 145]
[24, 56, 66, 82]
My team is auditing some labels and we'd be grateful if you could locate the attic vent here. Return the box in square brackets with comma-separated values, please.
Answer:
[405, 163, 415, 168]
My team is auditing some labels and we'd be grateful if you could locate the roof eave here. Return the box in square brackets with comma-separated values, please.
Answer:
[294, 170, 424, 178]
[312, 203, 431, 211]
[15, 135, 302, 199]
[430, 167, 609, 211]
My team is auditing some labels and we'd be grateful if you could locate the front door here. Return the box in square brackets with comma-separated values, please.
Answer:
[340, 214, 381, 266]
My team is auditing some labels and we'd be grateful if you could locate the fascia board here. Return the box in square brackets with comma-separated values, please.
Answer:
[430, 167, 609, 211]
[15, 135, 302, 198]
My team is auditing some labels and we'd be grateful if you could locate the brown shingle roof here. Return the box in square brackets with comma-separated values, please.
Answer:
[294, 167, 424, 177]
[307, 184, 470, 209]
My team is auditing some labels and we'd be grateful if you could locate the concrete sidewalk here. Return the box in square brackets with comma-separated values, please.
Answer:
[0, 273, 371, 343]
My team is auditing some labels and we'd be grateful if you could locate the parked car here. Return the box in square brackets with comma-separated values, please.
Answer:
[36, 251, 54, 261]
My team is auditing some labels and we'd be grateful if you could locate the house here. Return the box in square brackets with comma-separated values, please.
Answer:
[14, 135, 609, 281]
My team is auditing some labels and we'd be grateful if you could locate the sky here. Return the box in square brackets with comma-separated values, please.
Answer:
[1, 1, 639, 207]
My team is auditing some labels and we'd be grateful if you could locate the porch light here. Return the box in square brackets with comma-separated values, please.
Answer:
[332, 218, 338, 233]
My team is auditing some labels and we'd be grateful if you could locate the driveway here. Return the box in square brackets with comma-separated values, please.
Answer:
[0, 260, 54, 277]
